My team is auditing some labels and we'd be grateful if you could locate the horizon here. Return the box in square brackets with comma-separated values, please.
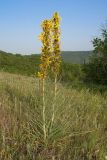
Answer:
[0, 49, 93, 55]
[0, 0, 107, 54]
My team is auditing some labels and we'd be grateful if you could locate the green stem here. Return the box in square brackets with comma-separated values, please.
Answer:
[51, 75, 57, 127]
[42, 79, 46, 142]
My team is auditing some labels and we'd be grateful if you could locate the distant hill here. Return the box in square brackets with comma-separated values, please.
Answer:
[62, 51, 93, 64]
[0, 50, 92, 78]
[0, 50, 40, 75]
[0, 50, 93, 64]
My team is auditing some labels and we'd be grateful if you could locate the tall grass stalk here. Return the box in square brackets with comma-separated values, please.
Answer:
[51, 12, 61, 131]
[51, 76, 57, 127]
[42, 79, 46, 142]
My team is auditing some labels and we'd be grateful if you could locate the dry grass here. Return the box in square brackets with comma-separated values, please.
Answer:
[0, 72, 107, 160]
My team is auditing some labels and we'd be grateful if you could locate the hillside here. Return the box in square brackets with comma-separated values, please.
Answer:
[0, 50, 40, 75]
[0, 50, 85, 85]
[0, 50, 93, 65]
[62, 51, 93, 63]
[0, 72, 107, 159]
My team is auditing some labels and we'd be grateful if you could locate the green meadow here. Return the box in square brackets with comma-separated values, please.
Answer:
[0, 64, 107, 159]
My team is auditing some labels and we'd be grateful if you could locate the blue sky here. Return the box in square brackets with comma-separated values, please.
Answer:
[0, 0, 107, 54]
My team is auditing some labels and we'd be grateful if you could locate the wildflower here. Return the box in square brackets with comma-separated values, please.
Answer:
[37, 71, 45, 79]
[51, 12, 61, 76]
[38, 19, 52, 80]
[36, 12, 62, 145]
[38, 33, 44, 41]
[37, 19, 52, 142]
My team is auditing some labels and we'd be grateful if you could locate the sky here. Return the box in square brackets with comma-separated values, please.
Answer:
[0, 0, 107, 54]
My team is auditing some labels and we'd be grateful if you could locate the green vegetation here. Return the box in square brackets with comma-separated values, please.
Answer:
[0, 50, 92, 75]
[84, 28, 107, 85]
[0, 50, 40, 75]
[0, 72, 107, 159]
[0, 27, 107, 160]
[1, 50, 107, 94]
[61, 62, 83, 83]
[62, 51, 92, 63]
[0, 50, 83, 83]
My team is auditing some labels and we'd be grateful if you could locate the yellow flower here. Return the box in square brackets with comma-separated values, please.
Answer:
[37, 72, 45, 79]
[38, 19, 52, 80]
[51, 12, 61, 76]
[38, 33, 44, 41]
[37, 12, 61, 79]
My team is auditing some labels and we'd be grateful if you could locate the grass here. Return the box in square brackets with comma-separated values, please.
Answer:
[0, 72, 107, 159]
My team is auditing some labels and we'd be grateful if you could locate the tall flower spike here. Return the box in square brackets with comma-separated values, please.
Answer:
[50, 12, 61, 136]
[37, 19, 52, 143]
[51, 12, 61, 76]
[38, 19, 52, 79]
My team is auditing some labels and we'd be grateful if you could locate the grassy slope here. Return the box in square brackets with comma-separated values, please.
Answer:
[0, 72, 107, 159]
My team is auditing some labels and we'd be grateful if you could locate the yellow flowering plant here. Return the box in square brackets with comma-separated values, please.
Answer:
[38, 19, 52, 80]
[38, 19, 52, 143]
[37, 13, 61, 146]
[51, 12, 61, 76]
[50, 12, 61, 130]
